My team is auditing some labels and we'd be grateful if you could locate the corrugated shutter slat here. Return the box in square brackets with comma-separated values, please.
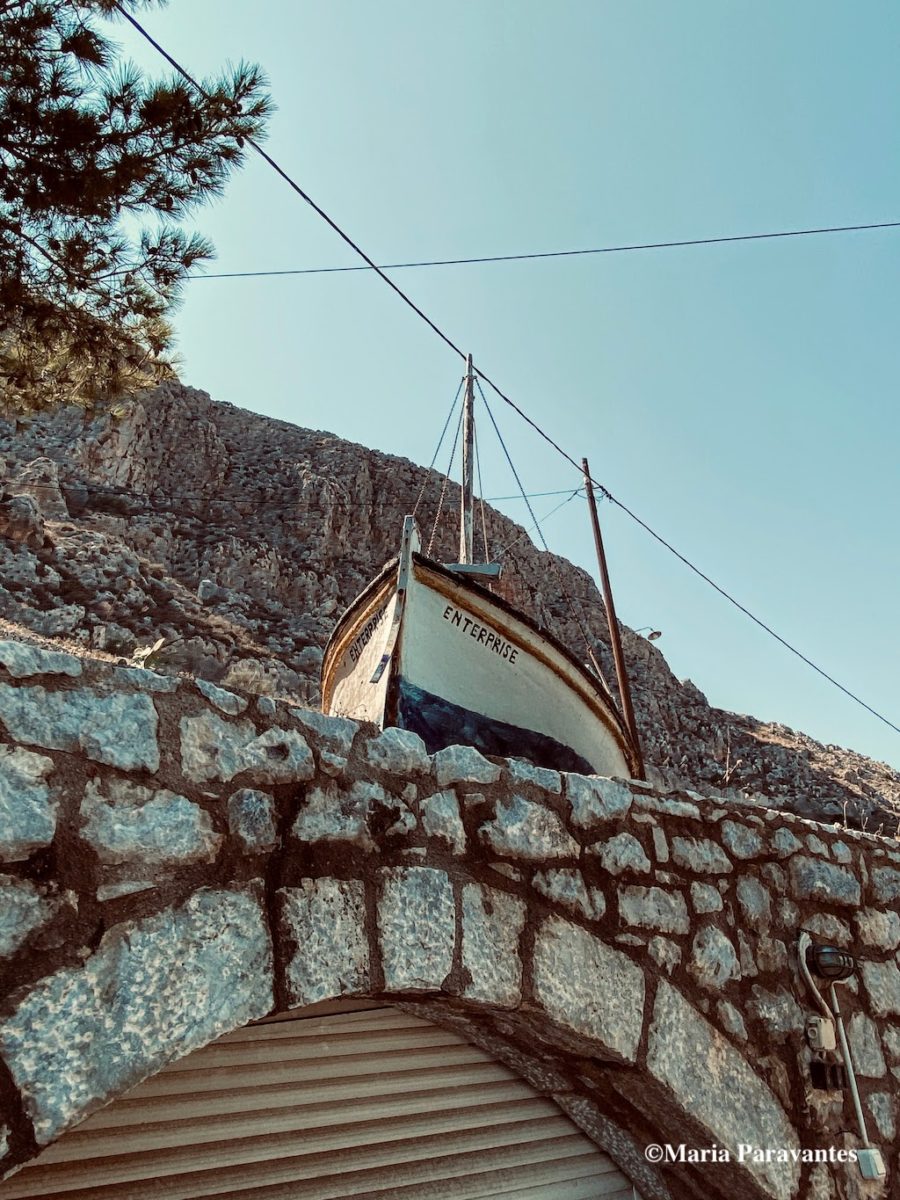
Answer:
[0, 1005, 641, 1200]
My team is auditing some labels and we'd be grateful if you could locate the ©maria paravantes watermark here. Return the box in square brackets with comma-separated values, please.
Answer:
[644, 1143, 859, 1165]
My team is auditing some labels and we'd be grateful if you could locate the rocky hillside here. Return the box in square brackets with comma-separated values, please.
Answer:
[0, 382, 896, 833]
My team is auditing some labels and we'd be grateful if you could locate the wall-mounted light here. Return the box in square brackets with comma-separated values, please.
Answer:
[805, 942, 856, 982]
[797, 932, 886, 1181]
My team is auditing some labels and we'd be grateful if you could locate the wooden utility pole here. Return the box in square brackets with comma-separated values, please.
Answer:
[582, 457, 645, 779]
[459, 354, 475, 564]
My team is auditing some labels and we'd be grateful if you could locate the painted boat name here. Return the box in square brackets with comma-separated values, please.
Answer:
[443, 605, 518, 662]
[348, 605, 387, 664]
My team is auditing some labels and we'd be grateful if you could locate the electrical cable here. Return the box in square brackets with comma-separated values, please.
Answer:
[192, 221, 900, 281]
[110, 5, 900, 740]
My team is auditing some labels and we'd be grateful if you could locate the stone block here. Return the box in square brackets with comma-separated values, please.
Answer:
[462, 884, 525, 1006]
[671, 837, 732, 874]
[0, 641, 81, 679]
[618, 885, 689, 935]
[533, 869, 605, 920]
[433, 744, 501, 787]
[651, 826, 669, 863]
[290, 707, 358, 759]
[855, 908, 900, 952]
[505, 758, 562, 794]
[181, 712, 314, 784]
[196, 679, 248, 715]
[867, 1092, 896, 1141]
[747, 986, 804, 1040]
[234, 727, 316, 785]
[0, 746, 57, 863]
[0, 876, 54, 957]
[717, 999, 748, 1041]
[0, 888, 273, 1144]
[690, 882, 722, 914]
[96, 881, 155, 902]
[0, 684, 159, 771]
[80, 778, 221, 867]
[566, 774, 632, 828]
[364, 727, 430, 774]
[861, 960, 900, 1018]
[803, 913, 851, 946]
[847, 1012, 886, 1077]
[772, 827, 803, 858]
[634, 793, 700, 819]
[736, 877, 771, 923]
[111, 667, 180, 694]
[280, 879, 369, 1006]
[647, 981, 799, 1200]
[227, 789, 278, 853]
[647, 936, 681, 975]
[721, 821, 763, 859]
[589, 831, 651, 876]
[532, 916, 644, 1061]
[378, 867, 455, 990]
[688, 926, 741, 990]
[420, 790, 465, 855]
[293, 781, 412, 850]
[479, 794, 579, 861]
[873, 867, 900, 905]
[789, 856, 860, 906]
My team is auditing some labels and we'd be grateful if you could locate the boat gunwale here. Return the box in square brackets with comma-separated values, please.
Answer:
[321, 552, 637, 771]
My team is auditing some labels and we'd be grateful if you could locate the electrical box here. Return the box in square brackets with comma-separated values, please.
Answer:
[857, 1148, 886, 1180]
[806, 1015, 836, 1052]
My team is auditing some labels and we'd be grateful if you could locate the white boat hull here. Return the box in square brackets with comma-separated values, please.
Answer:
[322, 525, 636, 778]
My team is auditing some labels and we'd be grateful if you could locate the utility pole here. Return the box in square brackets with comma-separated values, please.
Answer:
[582, 457, 645, 780]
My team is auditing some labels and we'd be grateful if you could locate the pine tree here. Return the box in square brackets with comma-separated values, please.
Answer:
[0, 0, 272, 414]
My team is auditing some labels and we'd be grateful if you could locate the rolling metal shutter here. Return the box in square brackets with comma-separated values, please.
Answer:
[1, 1000, 641, 1200]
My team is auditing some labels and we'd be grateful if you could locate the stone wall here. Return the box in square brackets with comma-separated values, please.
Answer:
[0, 640, 897, 1200]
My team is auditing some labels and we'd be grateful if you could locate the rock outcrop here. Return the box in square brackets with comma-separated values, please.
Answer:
[0, 382, 896, 831]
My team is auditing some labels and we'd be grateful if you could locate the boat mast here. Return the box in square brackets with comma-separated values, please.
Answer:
[581, 457, 645, 780]
[459, 353, 475, 564]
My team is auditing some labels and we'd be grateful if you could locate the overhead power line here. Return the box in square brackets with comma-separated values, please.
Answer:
[114, 6, 900, 741]
[192, 221, 900, 281]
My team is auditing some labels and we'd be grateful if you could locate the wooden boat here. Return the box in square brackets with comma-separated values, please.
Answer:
[321, 358, 642, 779]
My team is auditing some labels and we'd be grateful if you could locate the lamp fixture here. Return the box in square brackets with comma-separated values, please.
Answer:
[805, 942, 857, 982]
[633, 627, 662, 641]
[797, 933, 886, 1182]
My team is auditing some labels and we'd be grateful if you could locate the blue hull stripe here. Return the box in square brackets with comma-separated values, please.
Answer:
[395, 677, 596, 776]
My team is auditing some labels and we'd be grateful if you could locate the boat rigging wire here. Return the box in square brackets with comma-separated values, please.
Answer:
[472, 421, 491, 564]
[411, 377, 463, 519]
[494, 489, 584, 560]
[191, 221, 900, 280]
[426, 402, 464, 558]
[114, 5, 900, 741]
[478, 383, 609, 682]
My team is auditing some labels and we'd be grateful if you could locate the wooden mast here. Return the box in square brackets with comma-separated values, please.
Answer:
[581, 457, 645, 780]
[459, 353, 475, 564]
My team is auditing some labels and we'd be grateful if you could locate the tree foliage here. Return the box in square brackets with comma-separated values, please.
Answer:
[0, 0, 272, 414]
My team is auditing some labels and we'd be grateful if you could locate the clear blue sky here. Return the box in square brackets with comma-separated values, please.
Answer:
[116, 2, 899, 769]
